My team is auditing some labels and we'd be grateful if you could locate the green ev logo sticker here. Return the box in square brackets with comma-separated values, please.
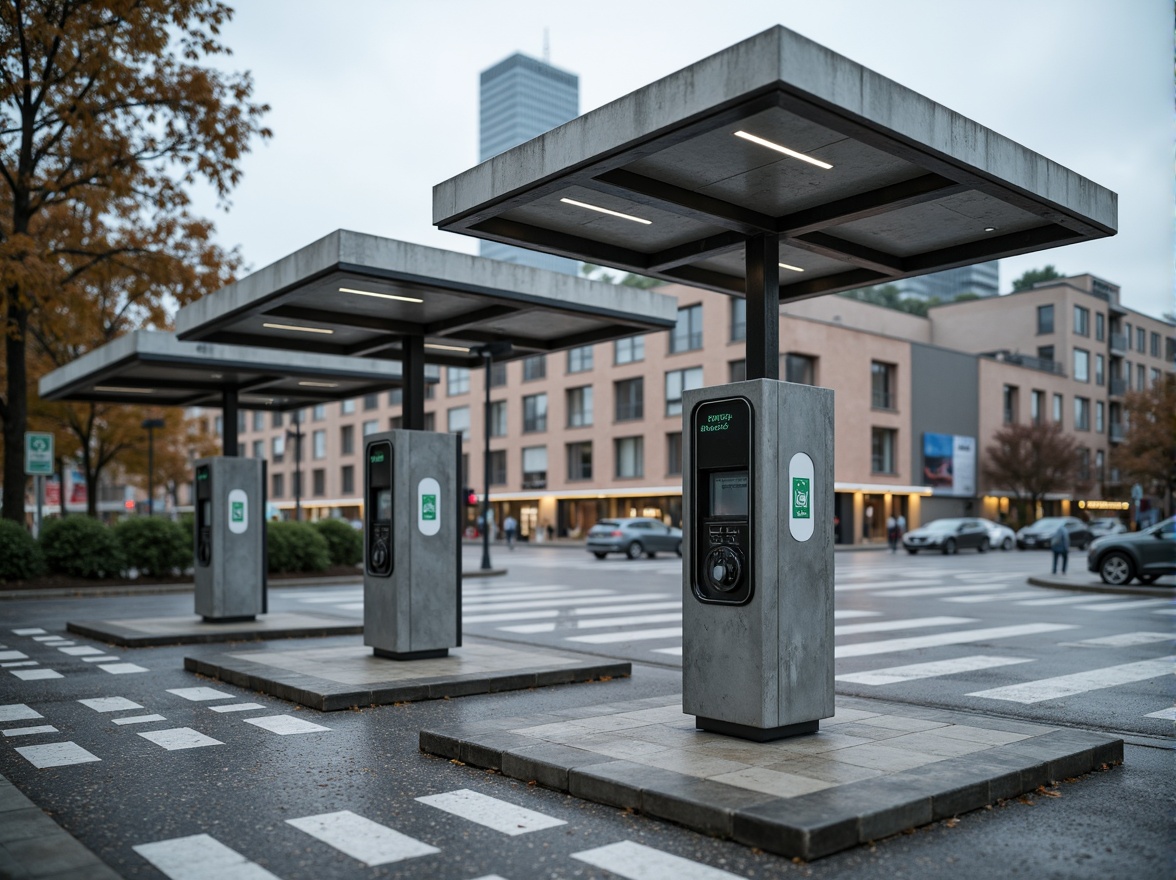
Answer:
[792, 477, 811, 519]
[421, 494, 437, 521]
[231, 501, 245, 523]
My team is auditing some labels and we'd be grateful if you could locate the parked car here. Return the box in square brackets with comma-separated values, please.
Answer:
[1016, 516, 1093, 551]
[586, 518, 682, 560]
[1088, 517, 1128, 538]
[1087, 516, 1176, 586]
[902, 518, 989, 554]
[979, 518, 1016, 551]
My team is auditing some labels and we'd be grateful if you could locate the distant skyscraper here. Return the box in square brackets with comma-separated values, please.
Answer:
[897, 261, 1001, 301]
[478, 52, 579, 274]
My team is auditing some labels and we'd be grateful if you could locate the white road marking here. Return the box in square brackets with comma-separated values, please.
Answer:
[137, 728, 224, 750]
[242, 715, 330, 735]
[502, 612, 683, 634]
[575, 601, 682, 616]
[943, 591, 1043, 603]
[0, 651, 29, 661]
[12, 628, 46, 635]
[58, 646, 106, 656]
[167, 687, 234, 701]
[286, 810, 438, 866]
[569, 627, 682, 645]
[1, 661, 39, 668]
[82, 655, 118, 662]
[3, 725, 58, 737]
[463, 610, 559, 624]
[16, 741, 101, 768]
[464, 593, 675, 613]
[416, 788, 567, 835]
[463, 590, 622, 610]
[836, 655, 1033, 685]
[835, 623, 1076, 658]
[133, 834, 281, 880]
[967, 657, 1175, 703]
[0, 704, 42, 722]
[12, 669, 62, 680]
[32, 636, 67, 642]
[833, 616, 975, 636]
[873, 584, 1010, 598]
[1154, 608, 1176, 616]
[572, 840, 745, 880]
[833, 610, 884, 619]
[209, 703, 267, 713]
[113, 714, 168, 725]
[1071, 632, 1172, 647]
[1144, 707, 1176, 720]
[834, 579, 951, 592]
[98, 663, 148, 674]
[1016, 595, 1116, 607]
[79, 696, 143, 712]
[1075, 599, 1172, 612]
[652, 646, 683, 656]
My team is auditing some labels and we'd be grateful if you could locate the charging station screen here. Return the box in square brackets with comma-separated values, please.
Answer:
[710, 472, 748, 516]
[376, 489, 392, 521]
[200, 501, 211, 523]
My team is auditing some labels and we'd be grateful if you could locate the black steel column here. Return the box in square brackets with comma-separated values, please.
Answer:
[402, 335, 426, 431]
[745, 234, 781, 380]
[222, 390, 240, 456]
[480, 350, 492, 571]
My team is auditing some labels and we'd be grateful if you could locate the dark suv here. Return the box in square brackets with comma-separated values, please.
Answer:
[1087, 517, 1175, 586]
[1016, 516, 1093, 551]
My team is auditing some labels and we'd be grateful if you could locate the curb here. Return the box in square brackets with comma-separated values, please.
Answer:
[1027, 575, 1174, 599]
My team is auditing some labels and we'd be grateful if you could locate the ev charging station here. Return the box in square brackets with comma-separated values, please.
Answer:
[194, 456, 266, 622]
[681, 379, 835, 741]
[363, 429, 461, 660]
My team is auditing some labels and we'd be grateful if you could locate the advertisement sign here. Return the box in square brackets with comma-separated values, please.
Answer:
[923, 433, 976, 497]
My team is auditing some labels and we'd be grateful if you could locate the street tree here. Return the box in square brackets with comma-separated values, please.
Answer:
[982, 421, 1082, 524]
[0, 0, 269, 522]
[1112, 375, 1176, 514]
[1011, 266, 1063, 292]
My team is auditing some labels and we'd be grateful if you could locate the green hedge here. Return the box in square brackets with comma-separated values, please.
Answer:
[311, 518, 363, 567]
[0, 520, 45, 581]
[266, 521, 330, 573]
[114, 517, 191, 577]
[40, 516, 125, 579]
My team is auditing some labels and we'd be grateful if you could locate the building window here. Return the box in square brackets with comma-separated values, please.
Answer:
[784, 353, 816, 385]
[363, 419, 379, 436]
[1031, 390, 1044, 425]
[1002, 385, 1018, 424]
[567, 345, 593, 373]
[670, 304, 703, 353]
[341, 399, 356, 415]
[615, 335, 644, 364]
[390, 416, 402, 430]
[1073, 348, 1089, 383]
[340, 424, 354, 455]
[272, 434, 285, 464]
[1151, 368, 1161, 387]
[312, 405, 327, 422]
[1095, 354, 1105, 386]
[730, 298, 746, 342]
[272, 411, 284, 428]
[423, 412, 435, 432]
[312, 468, 325, 497]
[1095, 312, 1105, 341]
[566, 386, 593, 428]
[1037, 304, 1054, 335]
[665, 366, 703, 417]
[523, 393, 548, 433]
[1052, 393, 1063, 423]
[1125, 360, 1133, 389]
[1124, 322, 1133, 349]
[870, 428, 896, 474]
[272, 472, 284, 499]
[566, 442, 592, 481]
[312, 429, 326, 459]
[388, 388, 402, 406]
[729, 359, 746, 383]
[251, 439, 264, 460]
[666, 432, 683, 476]
[871, 361, 896, 410]
[341, 465, 354, 495]
[522, 446, 547, 489]
[1136, 327, 1146, 351]
[488, 450, 507, 485]
[1037, 345, 1055, 367]
[1096, 450, 1105, 481]
[1150, 331, 1160, 357]
[615, 436, 644, 478]
[1137, 363, 1146, 389]
[522, 355, 546, 381]
[447, 367, 470, 396]
[489, 400, 507, 437]
[363, 393, 378, 411]
[252, 411, 265, 432]
[489, 361, 507, 387]
[447, 405, 470, 441]
[1073, 305, 1089, 336]
[614, 377, 644, 421]
[1074, 397, 1090, 431]
[1095, 401, 1105, 434]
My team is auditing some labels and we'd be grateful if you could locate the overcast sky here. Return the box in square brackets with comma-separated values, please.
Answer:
[189, 0, 1173, 319]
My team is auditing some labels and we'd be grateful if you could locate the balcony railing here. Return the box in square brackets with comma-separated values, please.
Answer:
[871, 390, 895, 410]
[980, 350, 1064, 375]
[1109, 333, 1127, 354]
[1109, 422, 1124, 443]
[1109, 378, 1127, 397]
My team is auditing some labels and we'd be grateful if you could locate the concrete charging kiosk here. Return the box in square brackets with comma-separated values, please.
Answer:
[363, 430, 461, 660]
[194, 456, 266, 622]
[682, 379, 835, 741]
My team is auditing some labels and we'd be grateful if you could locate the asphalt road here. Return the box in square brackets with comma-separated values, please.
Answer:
[0, 543, 1171, 879]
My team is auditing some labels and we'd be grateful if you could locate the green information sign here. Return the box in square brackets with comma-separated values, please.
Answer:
[231, 501, 245, 523]
[24, 432, 54, 477]
[421, 494, 437, 521]
[791, 477, 811, 520]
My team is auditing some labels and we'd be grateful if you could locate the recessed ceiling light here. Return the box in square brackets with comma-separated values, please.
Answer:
[262, 322, 335, 335]
[424, 342, 471, 353]
[985, 227, 997, 233]
[339, 286, 423, 303]
[733, 131, 833, 170]
[95, 386, 154, 394]
[559, 197, 652, 225]
[297, 380, 339, 388]
[778, 262, 805, 273]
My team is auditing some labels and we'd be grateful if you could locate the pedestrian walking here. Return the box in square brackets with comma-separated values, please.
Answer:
[886, 514, 898, 552]
[1050, 523, 1070, 574]
[503, 514, 517, 550]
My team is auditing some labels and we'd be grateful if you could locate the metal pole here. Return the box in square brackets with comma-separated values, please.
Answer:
[147, 426, 154, 516]
[292, 415, 302, 521]
[402, 336, 426, 431]
[34, 475, 43, 538]
[481, 350, 492, 571]
[745, 233, 781, 380]
[222, 390, 239, 456]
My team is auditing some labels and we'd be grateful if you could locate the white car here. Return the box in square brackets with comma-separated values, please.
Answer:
[979, 518, 1016, 551]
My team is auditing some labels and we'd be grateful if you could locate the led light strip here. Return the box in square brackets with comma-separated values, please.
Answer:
[734, 131, 833, 170]
[339, 286, 423, 303]
[262, 322, 334, 335]
[94, 386, 154, 394]
[424, 342, 471, 353]
[778, 262, 804, 273]
[297, 380, 339, 388]
[560, 197, 652, 225]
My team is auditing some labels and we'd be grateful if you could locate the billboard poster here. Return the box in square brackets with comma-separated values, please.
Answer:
[923, 433, 976, 497]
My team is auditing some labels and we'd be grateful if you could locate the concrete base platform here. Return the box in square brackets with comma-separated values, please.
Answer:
[184, 637, 630, 711]
[68, 611, 362, 647]
[419, 693, 1123, 861]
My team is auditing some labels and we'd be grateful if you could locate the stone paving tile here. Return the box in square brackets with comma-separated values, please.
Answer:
[931, 723, 1033, 746]
[767, 756, 887, 785]
[881, 730, 996, 758]
[821, 706, 883, 725]
[710, 765, 835, 798]
[635, 749, 752, 779]
[822, 742, 947, 771]
[854, 714, 949, 732]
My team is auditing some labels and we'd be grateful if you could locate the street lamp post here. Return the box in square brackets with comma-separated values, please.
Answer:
[141, 418, 165, 516]
[286, 413, 304, 521]
[474, 342, 511, 571]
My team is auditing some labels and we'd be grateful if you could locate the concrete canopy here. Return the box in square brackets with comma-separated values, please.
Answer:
[38, 330, 411, 412]
[174, 230, 678, 369]
[432, 26, 1117, 301]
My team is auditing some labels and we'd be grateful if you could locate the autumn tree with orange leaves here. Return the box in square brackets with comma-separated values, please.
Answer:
[1112, 375, 1176, 517]
[0, 0, 269, 522]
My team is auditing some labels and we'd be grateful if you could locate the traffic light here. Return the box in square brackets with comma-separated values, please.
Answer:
[464, 487, 479, 507]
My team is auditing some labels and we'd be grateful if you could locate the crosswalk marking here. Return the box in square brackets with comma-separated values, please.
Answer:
[1, 661, 39, 668]
[1144, 707, 1176, 720]
[833, 616, 974, 637]
[568, 627, 682, 645]
[836, 655, 1033, 686]
[967, 657, 1175, 703]
[210, 703, 267, 713]
[168, 687, 234, 702]
[138, 728, 223, 751]
[502, 612, 682, 634]
[572, 840, 745, 880]
[12, 669, 62, 680]
[286, 810, 438, 866]
[652, 646, 683, 656]
[464, 610, 559, 624]
[82, 655, 119, 662]
[873, 584, 1010, 598]
[16, 741, 101, 768]
[133, 834, 281, 880]
[1075, 599, 1172, 612]
[12, 628, 46, 635]
[1155, 608, 1176, 616]
[98, 663, 148, 674]
[32, 635, 64, 641]
[465, 593, 674, 613]
[833, 610, 884, 619]
[0, 704, 42, 722]
[80, 696, 143, 712]
[835, 623, 1076, 658]
[834, 579, 947, 592]
[59, 646, 105, 656]
[463, 588, 613, 606]
[0, 651, 29, 661]
[243, 715, 330, 735]
[1071, 632, 1172, 647]
[3, 725, 58, 737]
[1016, 595, 1116, 607]
[943, 591, 1042, 603]
[113, 714, 168, 725]
[574, 600, 682, 616]
[416, 788, 566, 835]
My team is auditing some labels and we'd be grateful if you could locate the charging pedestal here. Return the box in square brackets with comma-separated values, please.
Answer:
[194, 456, 265, 622]
[363, 430, 461, 660]
[682, 379, 834, 741]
